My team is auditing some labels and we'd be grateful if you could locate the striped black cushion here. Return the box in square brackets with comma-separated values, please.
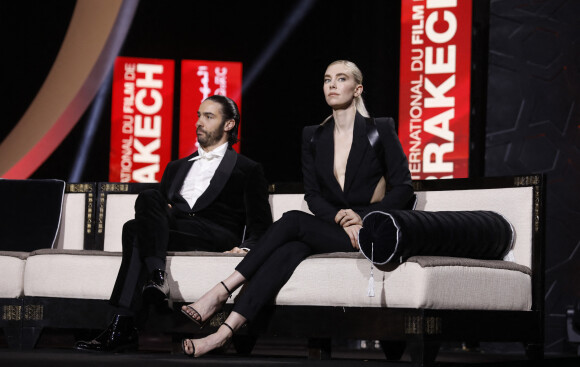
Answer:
[358, 210, 514, 265]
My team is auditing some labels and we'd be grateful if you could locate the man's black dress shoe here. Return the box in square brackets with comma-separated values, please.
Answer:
[142, 269, 170, 305]
[74, 314, 138, 352]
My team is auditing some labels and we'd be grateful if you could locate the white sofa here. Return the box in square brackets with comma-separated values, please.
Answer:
[0, 175, 545, 365]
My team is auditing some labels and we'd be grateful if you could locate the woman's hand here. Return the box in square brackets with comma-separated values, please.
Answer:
[343, 224, 362, 250]
[335, 209, 362, 227]
[224, 247, 248, 254]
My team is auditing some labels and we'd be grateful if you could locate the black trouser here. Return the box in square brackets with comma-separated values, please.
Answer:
[233, 210, 356, 322]
[109, 189, 234, 313]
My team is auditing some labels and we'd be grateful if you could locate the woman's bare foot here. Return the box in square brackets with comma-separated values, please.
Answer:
[181, 281, 231, 324]
[182, 323, 234, 357]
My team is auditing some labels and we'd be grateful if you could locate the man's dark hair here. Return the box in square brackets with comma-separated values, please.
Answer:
[206, 95, 240, 146]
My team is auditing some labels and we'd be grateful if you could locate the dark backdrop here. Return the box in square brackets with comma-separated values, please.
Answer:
[3, 0, 402, 184]
[486, 0, 580, 355]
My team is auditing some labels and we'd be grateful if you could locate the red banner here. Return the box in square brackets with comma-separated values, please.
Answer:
[398, 0, 472, 179]
[180, 60, 243, 157]
[110, 57, 175, 182]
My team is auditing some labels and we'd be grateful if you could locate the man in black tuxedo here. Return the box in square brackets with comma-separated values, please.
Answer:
[74, 95, 272, 352]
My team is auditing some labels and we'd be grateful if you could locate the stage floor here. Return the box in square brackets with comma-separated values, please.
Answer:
[0, 348, 579, 367]
[1, 333, 578, 367]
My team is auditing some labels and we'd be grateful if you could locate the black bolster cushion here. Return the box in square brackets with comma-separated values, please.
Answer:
[358, 210, 514, 265]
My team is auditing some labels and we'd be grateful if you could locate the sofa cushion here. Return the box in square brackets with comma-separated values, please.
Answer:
[277, 253, 531, 310]
[382, 256, 532, 310]
[53, 192, 88, 250]
[0, 251, 28, 298]
[99, 192, 313, 252]
[22, 250, 532, 311]
[23, 250, 121, 299]
[103, 194, 137, 252]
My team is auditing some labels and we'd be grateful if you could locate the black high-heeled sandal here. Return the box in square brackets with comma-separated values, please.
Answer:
[181, 322, 235, 358]
[182, 338, 195, 357]
[181, 281, 232, 328]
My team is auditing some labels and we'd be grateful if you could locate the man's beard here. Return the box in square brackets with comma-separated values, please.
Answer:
[197, 121, 226, 148]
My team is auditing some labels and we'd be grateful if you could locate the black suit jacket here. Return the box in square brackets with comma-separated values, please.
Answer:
[302, 112, 414, 223]
[158, 147, 272, 250]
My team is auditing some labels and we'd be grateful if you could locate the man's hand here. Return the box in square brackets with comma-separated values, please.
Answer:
[335, 209, 362, 228]
[343, 224, 362, 250]
[224, 247, 248, 254]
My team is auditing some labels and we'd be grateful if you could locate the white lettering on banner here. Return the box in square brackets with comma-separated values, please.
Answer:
[133, 139, 160, 163]
[123, 64, 136, 115]
[409, 74, 423, 179]
[136, 64, 163, 89]
[401, 0, 469, 179]
[123, 83, 134, 114]
[423, 108, 455, 173]
[119, 63, 137, 182]
[129, 62, 164, 182]
[120, 136, 133, 182]
[124, 63, 136, 81]
[214, 67, 228, 95]
[132, 165, 160, 182]
[198, 66, 211, 102]
[425, 45, 456, 74]
[424, 108, 455, 142]
[122, 115, 133, 134]
[411, 48, 424, 71]
[135, 89, 163, 115]
[424, 75, 455, 108]
[135, 115, 161, 138]
[425, 10, 457, 43]
[407, 3, 426, 180]
[424, 142, 454, 172]
[411, 5, 425, 45]
[421, 0, 457, 178]
[426, 0, 457, 9]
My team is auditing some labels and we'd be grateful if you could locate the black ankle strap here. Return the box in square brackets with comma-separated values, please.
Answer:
[222, 322, 234, 334]
[221, 281, 232, 298]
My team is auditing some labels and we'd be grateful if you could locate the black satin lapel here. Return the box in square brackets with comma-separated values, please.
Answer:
[343, 113, 368, 193]
[169, 154, 196, 200]
[192, 148, 237, 211]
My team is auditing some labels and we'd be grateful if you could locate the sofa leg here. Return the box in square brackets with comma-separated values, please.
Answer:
[407, 339, 440, 367]
[524, 342, 544, 360]
[2, 327, 22, 349]
[380, 340, 406, 360]
[2, 326, 43, 349]
[16, 326, 43, 349]
[308, 337, 331, 359]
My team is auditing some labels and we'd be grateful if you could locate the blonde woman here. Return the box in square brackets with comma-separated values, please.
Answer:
[181, 60, 413, 357]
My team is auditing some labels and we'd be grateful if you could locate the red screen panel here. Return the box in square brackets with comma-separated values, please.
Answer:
[180, 60, 243, 157]
[110, 57, 175, 183]
[398, 0, 472, 179]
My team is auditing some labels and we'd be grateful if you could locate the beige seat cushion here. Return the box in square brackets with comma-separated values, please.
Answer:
[381, 256, 531, 310]
[0, 252, 28, 298]
[23, 250, 121, 299]
[23, 250, 531, 311]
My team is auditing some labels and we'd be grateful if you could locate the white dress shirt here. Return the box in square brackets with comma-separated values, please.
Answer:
[180, 142, 228, 209]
